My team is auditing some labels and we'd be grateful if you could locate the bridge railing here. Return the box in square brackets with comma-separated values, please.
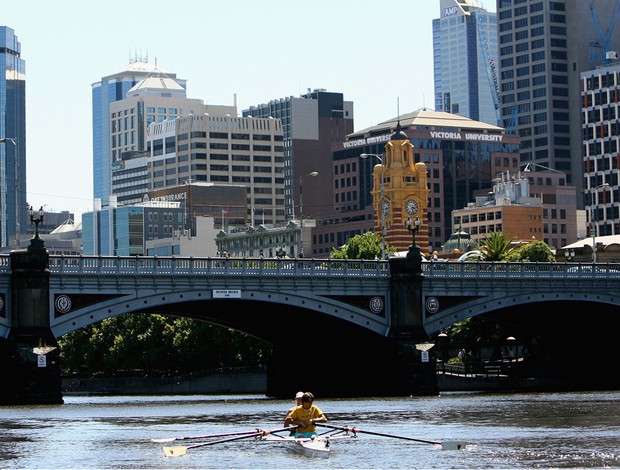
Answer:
[47, 255, 391, 278]
[4, 254, 617, 279]
[421, 261, 620, 278]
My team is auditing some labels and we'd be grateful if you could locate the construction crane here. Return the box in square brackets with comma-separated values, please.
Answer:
[588, 0, 620, 64]
[476, 10, 501, 126]
[505, 106, 518, 135]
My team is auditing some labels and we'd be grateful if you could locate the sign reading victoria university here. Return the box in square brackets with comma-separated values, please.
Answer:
[341, 130, 504, 150]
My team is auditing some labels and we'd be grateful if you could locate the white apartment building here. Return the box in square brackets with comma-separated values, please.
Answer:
[145, 113, 285, 226]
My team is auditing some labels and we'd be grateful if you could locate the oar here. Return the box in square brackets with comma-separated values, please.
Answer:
[315, 423, 466, 451]
[162, 426, 296, 457]
[152, 429, 260, 443]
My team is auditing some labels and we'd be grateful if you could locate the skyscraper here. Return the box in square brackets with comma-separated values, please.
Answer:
[0, 26, 26, 249]
[91, 57, 186, 208]
[242, 89, 354, 226]
[496, 0, 620, 201]
[581, 61, 620, 239]
[433, 0, 499, 126]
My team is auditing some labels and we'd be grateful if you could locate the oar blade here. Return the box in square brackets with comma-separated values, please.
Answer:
[440, 441, 467, 451]
[151, 438, 175, 443]
[163, 445, 188, 457]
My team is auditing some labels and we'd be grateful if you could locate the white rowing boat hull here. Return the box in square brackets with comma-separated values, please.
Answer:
[287, 437, 331, 459]
[262, 434, 334, 459]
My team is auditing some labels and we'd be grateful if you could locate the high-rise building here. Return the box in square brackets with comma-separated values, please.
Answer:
[145, 113, 284, 226]
[496, 0, 620, 202]
[0, 26, 26, 249]
[88, 64, 286, 255]
[107, 73, 210, 206]
[433, 0, 499, 126]
[242, 89, 354, 224]
[91, 58, 186, 208]
[581, 61, 620, 239]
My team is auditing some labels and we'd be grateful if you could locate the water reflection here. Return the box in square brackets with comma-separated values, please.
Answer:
[0, 392, 618, 468]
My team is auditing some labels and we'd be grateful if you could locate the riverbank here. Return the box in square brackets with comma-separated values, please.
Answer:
[63, 369, 542, 396]
[62, 368, 266, 395]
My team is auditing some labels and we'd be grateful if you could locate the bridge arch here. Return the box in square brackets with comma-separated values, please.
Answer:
[50, 287, 392, 341]
[423, 290, 620, 334]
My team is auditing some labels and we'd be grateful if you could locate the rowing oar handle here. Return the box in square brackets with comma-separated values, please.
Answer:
[188, 425, 298, 449]
[315, 423, 441, 446]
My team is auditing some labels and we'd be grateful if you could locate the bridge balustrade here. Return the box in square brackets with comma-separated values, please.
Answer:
[14, 255, 619, 280]
[422, 261, 620, 278]
[47, 256, 391, 278]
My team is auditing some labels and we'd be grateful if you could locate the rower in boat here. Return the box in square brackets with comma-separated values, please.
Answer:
[285, 391, 304, 436]
[284, 392, 327, 438]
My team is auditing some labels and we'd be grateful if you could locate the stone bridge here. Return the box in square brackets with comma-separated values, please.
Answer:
[1, 241, 619, 404]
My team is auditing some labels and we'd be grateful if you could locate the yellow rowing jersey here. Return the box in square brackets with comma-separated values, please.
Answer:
[288, 404, 323, 434]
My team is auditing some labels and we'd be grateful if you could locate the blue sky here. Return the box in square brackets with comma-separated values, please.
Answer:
[4, 0, 495, 220]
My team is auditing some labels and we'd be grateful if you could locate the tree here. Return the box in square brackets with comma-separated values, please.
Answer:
[479, 231, 514, 261]
[329, 231, 394, 260]
[503, 240, 555, 262]
[58, 314, 270, 378]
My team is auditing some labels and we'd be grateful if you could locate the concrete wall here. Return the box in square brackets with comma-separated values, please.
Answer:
[63, 370, 267, 396]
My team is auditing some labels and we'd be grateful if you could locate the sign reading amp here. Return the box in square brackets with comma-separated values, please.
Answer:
[443, 6, 458, 17]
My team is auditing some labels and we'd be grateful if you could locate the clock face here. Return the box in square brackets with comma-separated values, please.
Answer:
[382, 199, 390, 216]
[406, 199, 419, 215]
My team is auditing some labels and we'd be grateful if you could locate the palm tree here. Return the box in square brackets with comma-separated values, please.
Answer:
[479, 231, 514, 261]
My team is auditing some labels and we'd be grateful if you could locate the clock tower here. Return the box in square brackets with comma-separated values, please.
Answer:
[369, 122, 428, 254]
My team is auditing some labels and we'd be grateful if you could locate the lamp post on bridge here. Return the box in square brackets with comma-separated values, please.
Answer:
[28, 205, 45, 251]
[406, 215, 422, 274]
[361, 153, 386, 260]
[406, 216, 421, 252]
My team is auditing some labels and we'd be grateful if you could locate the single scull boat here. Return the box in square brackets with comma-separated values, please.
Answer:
[260, 432, 353, 459]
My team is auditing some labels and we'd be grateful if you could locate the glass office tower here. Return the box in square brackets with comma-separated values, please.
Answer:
[91, 58, 185, 208]
[0, 26, 26, 249]
[496, 0, 620, 200]
[433, 0, 498, 126]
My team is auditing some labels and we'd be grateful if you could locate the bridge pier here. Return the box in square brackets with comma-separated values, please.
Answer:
[0, 235, 63, 405]
[265, 248, 438, 398]
[386, 244, 438, 396]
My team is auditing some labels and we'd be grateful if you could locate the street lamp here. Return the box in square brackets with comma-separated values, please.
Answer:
[406, 216, 422, 270]
[506, 335, 516, 364]
[361, 153, 386, 260]
[437, 330, 448, 372]
[406, 216, 421, 246]
[28, 205, 45, 252]
[298, 171, 318, 256]
[590, 183, 609, 263]
[29, 205, 45, 239]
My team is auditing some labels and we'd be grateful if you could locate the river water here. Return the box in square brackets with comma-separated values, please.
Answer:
[0, 391, 619, 469]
